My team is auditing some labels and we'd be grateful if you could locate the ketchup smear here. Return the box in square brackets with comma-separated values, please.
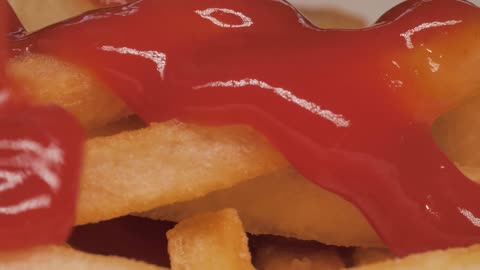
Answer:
[8, 0, 480, 255]
[0, 1, 84, 251]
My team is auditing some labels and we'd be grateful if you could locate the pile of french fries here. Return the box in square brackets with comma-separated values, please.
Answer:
[4, 0, 480, 269]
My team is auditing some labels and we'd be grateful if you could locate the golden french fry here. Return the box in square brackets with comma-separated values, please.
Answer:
[140, 168, 381, 248]
[78, 121, 288, 225]
[7, 0, 99, 32]
[252, 237, 345, 270]
[167, 209, 255, 270]
[7, 54, 128, 130]
[0, 246, 168, 270]
[351, 244, 480, 270]
[352, 248, 394, 267]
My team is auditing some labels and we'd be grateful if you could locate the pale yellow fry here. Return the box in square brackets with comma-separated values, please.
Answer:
[253, 239, 345, 270]
[0, 246, 168, 270]
[351, 244, 480, 270]
[352, 248, 394, 267]
[167, 209, 255, 270]
[141, 168, 381, 248]
[77, 121, 288, 225]
[7, 0, 99, 32]
[7, 54, 128, 130]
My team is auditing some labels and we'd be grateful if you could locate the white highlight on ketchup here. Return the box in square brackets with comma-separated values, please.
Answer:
[428, 57, 440, 72]
[0, 140, 64, 192]
[459, 208, 480, 227]
[0, 139, 65, 215]
[0, 171, 26, 193]
[193, 78, 350, 127]
[195, 8, 253, 28]
[101, 46, 167, 79]
[0, 195, 51, 215]
[400, 20, 462, 49]
[0, 90, 10, 105]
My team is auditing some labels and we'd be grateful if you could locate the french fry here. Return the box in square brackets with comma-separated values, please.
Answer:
[352, 248, 394, 267]
[351, 244, 480, 270]
[7, 54, 128, 130]
[167, 209, 255, 270]
[252, 236, 345, 270]
[78, 121, 289, 225]
[7, 0, 98, 32]
[140, 168, 382, 248]
[0, 246, 168, 270]
[433, 95, 480, 182]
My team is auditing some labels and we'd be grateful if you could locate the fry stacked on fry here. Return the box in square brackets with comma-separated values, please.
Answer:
[2, 0, 480, 269]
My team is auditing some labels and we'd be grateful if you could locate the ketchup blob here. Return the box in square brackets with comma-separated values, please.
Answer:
[0, 1, 84, 251]
[8, 0, 480, 255]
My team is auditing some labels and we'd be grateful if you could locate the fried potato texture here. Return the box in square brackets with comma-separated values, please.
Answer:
[351, 244, 480, 270]
[141, 168, 381, 248]
[7, 0, 98, 32]
[7, 54, 128, 130]
[167, 209, 255, 270]
[0, 246, 168, 270]
[78, 121, 288, 225]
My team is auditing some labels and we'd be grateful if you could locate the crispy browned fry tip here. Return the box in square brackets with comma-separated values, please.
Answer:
[140, 168, 382, 248]
[0, 246, 168, 270]
[350, 244, 480, 270]
[167, 209, 255, 270]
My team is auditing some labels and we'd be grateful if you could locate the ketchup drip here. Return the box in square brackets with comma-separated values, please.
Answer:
[5, 1, 24, 40]
[0, 1, 84, 250]
[8, 0, 480, 255]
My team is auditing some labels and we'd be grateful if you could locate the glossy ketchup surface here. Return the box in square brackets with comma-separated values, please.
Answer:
[9, 0, 480, 255]
[0, 1, 84, 250]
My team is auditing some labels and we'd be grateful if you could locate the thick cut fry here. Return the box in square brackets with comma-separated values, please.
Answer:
[352, 248, 394, 267]
[78, 121, 288, 225]
[252, 237, 345, 270]
[351, 244, 480, 270]
[7, 54, 128, 129]
[7, 0, 98, 32]
[0, 246, 168, 270]
[167, 209, 255, 270]
[141, 168, 381, 248]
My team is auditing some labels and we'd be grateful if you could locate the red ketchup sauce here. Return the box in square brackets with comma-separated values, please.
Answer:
[0, 1, 84, 251]
[8, 0, 480, 255]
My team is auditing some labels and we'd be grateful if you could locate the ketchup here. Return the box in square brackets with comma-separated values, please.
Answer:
[8, 0, 480, 255]
[0, 1, 84, 251]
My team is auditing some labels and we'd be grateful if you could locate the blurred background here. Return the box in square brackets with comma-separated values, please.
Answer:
[292, 0, 480, 26]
